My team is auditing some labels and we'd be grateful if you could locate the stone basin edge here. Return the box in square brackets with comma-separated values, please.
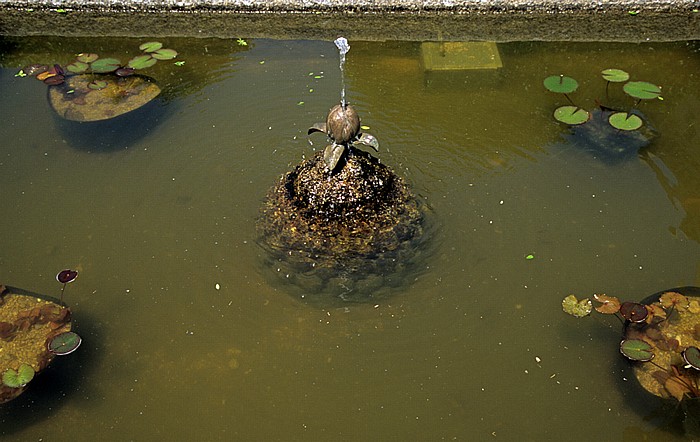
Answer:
[0, 0, 699, 41]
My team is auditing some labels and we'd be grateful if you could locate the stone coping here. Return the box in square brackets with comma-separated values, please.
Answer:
[0, 0, 699, 41]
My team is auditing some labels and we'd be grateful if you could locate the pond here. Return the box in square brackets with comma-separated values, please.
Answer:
[1, 36, 700, 440]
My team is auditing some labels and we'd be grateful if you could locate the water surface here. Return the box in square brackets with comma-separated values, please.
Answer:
[1, 37, 700, 440]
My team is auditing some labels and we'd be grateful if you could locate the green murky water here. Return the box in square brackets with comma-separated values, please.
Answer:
[1, 37, 700, 440]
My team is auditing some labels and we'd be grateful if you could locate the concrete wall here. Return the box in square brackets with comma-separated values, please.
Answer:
[1, 0, 699, 40]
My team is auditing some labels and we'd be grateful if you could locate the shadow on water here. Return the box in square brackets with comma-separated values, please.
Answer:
[53, 98, 174, 152]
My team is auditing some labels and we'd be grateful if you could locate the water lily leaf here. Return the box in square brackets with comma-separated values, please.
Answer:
[89, 80, 108, 90]
[66, 61, 89, 74]
[619, 301, 649, 323]
[56, 269, 78, 284]
[76, 53, 99, 63]
[152, 48, 178, 60]
[139, 41, 163, 53]
[128, 54, 157, 70]
[544, 75, 579, 94]
[665, 376, 690, 401]
[601, 68, 629, 83]
[620, 339, 654, 362]
[608, 112, 643, 131]
[562, 294, 592, 318]
[90, 57, 121, 73]
[623, 81, 662, 100]
[2, 364, 35, 388]
[43, 75, 65, 86]
[593, 293, 621, 314]
[683, 346, 700, 370]
[689, 300, 700, 314]
[553, 106, 590, 125]
[48, 331, 82, 355]
[660, 291, 689, 311]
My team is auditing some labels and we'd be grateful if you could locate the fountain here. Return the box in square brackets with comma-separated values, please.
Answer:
[256, 38, 430, 304]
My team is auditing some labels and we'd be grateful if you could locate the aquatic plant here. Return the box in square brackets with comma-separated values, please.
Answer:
[562, 291, 700, 401]
[48, 331, 82, 356]
[544, 69, 661, 131]
[56, 269, 78, 303]
[19, 42, 178, 86]
[2, 363, 35, 388]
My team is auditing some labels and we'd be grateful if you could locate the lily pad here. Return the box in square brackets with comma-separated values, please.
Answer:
[76, 53, 99, 63]
[139, 41, 163, 53]
[56, 269, 78, 284]
[49, 74, 161, 122]
[608, 112, 643, 131]
[601, 68, 629, 82]
[2, 364, 35, 388]
[620, 339, 655, 362]
[683, 347, 700, 370]
[90, 58, 122, 74]
[543, 75, 579, 94]
[48, 331, 81, 355]
[553, 106, 590, 125]
[128, 55, 157, 70]
[623, 81, 662, 100]
[66, 61, 89, 74]
[620, 301, 649, 323]
[562, 294, 592, 318]
[593, 293, 621, 314]
[152, 48, 178, 61]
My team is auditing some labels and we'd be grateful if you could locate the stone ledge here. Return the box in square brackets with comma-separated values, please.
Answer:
[0, 0, 698, 40]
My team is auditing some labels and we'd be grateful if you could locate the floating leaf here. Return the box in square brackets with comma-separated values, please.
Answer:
[543, 75, 579, 94]
[48, 331, 82, 355]
[623, 81, 662, 100]
[683, 347, 700, 370]
[689, 300, 700, 314]
[128, 55, 157, 70]
[66, 61, 89, 74]
[608, 112, 643, 131]
[2, 364, 35, 388]
[76, 53, 99, 63]
[90, 57, 121, 73]
[620, 339, 654, 362]
[553, 106, 590, 125]
[22, 64, 48, 76]
[151, 48, 177, 61]
[43, 75, 65, 86]
[237, 38, 247, 46]
[665, 376, 690, 401]
[660, 291, 689, 311]
[88, 80, 108, 90]
[562, 294, 592, 318]
[593, 293, 621, 314]
[115, 67, 135, 77]
[601, 68, 629, 83]
[36, 71, 56, 81]
[56, 269, 78, 284]
[619, 301, 648, 323]
[139, 41, 163, 53]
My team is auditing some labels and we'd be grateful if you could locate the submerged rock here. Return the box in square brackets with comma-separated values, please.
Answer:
[566, 108, 656, 162]
[257, 146, 429, 304]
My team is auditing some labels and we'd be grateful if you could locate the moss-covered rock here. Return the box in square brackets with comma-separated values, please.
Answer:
[257, 148, 429, 303]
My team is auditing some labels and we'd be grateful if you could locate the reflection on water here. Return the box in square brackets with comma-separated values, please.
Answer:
[0, 37, 699, 440]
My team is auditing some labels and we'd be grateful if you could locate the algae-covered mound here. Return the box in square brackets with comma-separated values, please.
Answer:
[0, 286, 72, 403]
[257, 148, 428, 303]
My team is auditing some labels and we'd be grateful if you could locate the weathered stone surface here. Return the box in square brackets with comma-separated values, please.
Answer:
[257, 148, 428, 303]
